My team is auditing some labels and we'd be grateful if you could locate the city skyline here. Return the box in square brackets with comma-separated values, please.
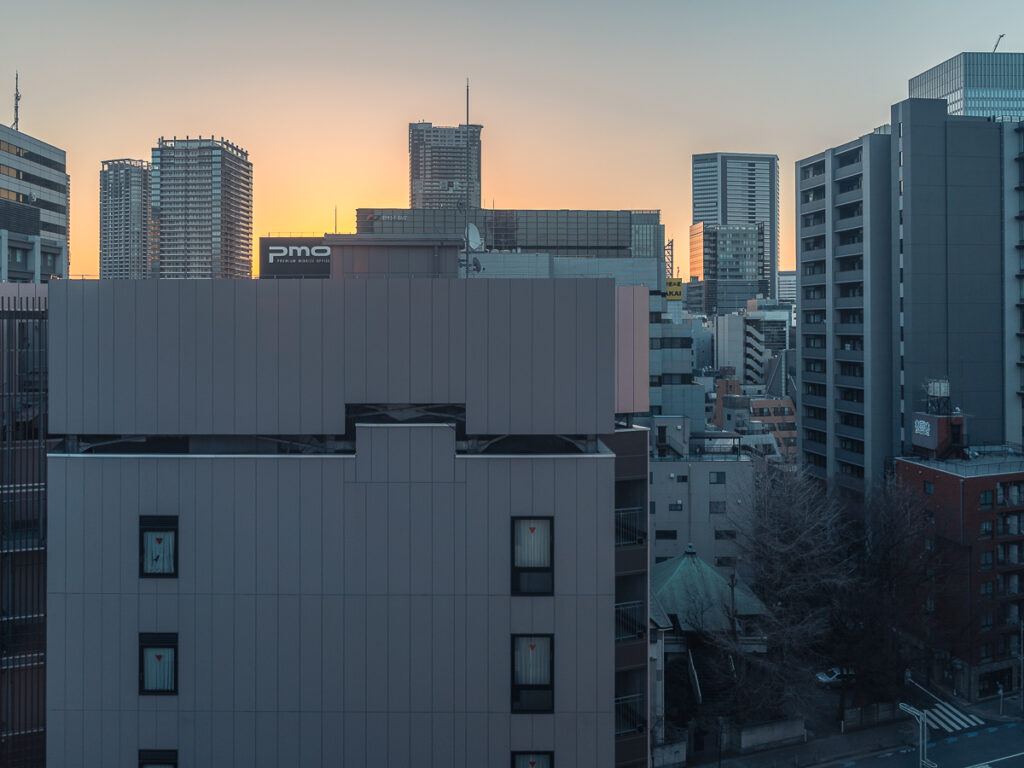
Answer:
[3, 0, 1022, 277]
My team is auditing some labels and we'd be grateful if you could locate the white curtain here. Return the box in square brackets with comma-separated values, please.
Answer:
[514, 519, 551, 568]
[143, 531, 175, 575]
[514, 636, 551, 685]
[143, 647, 175, 691]
[514, 755, 551, 768]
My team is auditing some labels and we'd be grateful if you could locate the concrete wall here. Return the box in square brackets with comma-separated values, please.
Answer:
[47, 424, 617, 767]
[47, 279, 618, 438]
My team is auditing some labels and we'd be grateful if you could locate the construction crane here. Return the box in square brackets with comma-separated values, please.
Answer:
[994, 33, 1006, 53]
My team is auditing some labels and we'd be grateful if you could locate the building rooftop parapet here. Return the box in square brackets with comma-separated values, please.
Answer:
[898, 444, 1024, 477]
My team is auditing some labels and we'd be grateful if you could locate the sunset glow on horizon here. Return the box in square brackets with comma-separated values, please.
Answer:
[5, 0, 1023, 279]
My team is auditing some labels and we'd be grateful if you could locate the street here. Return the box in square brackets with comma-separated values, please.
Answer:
[834, 723, 1024, 768]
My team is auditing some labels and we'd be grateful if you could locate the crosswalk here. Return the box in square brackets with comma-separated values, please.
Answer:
[922, 700, 984, 733]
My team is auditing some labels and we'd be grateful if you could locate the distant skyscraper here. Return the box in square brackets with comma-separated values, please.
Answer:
[692, 152, 779, 298]
[688, 221, 763, 315]
[0, 123, 69, 280]
[151, 136, 253, 278]
[409, 122, 482, 209]
[777, 270, 796, 304]
[100, 159, 152, 279]
[909, 52, 1024, 119]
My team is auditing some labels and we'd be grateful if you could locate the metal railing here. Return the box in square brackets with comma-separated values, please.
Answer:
[615, 601, 646, 641]
[615, 694, 647, 735]
[615, 507, 645, 547]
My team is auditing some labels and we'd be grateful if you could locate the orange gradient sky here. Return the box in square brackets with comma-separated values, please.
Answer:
[4, 0, 1023, 278]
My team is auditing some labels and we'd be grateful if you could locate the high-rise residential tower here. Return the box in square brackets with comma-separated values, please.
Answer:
[691, 152, 779, 298]
[151, 136, 253, 278]
[99, 159, 152, 279]
[909, 51, 1024, 119]
[409, 122, 482, 209]
[0, 123, 69, 280]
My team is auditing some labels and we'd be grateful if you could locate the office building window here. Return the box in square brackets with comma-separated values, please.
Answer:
[512, 754, 553, 768]
[923, 481, 934, 495]
[980, 551, 994, 570]
[511, 518, 553, 595]
[139, 750, 178, 768]
[980, 521, 993, 539]
[140, 516, 178, 577]
[709, 472, 725, 484]
[139, 633, 178, 695]
[655, 529, 678, 540]
[668, 502, 683, 512]
[676, 474, 688, 483]
[511, 635, 553, 713]
[980, 490, 994, 511]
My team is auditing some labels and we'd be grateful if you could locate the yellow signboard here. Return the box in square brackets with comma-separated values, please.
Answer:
[666, 278, 683, 301]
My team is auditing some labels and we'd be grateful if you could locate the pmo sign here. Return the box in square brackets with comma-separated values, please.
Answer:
[259, 237, 331, 278]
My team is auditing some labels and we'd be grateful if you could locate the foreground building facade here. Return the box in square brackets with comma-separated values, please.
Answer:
[46, 257, 651, 766]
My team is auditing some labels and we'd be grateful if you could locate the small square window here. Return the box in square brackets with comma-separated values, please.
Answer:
[715, 529, 737, 540]
[709, 501, 726, 514]
[511, 635, 553, 713]
[139, 750, 178, 768]
[676, 475, 688, 483]
[710, 472, 726, 485]
[668, 502, 683, 512]
[924, 481, 934, 495]
[980, 490, 995, 511]
[512, 753, 553, 768]
[980, 551, 994, 570]
[655, 529, 678, 540]
[139, 633, 178, 695]
[981, 581, 994, 598]
[980, 521, 994, 539]
[140, 516, 178, 578]
[511, 518, 553, 595]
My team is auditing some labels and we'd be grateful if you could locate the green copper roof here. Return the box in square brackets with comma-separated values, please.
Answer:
[652, 543, 765, 633]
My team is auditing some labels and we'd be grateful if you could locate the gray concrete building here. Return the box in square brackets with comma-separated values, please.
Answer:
[46, 253, 652, 766]
[777, 270, 796, 304]
[151, 136, 253, 279]
[797, 99, 1023, 493]
[409, 122, 482, 209]
[0, 124, 69, 280]
[692, 152, 779, 298]
[909, 52, 1024, 120]
[100, 159, 152, 279]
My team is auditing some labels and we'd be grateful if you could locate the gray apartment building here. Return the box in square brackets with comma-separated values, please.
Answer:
[409, 122, 482, 209]
[692, 152, 779, 298]
[0, 124, 69, 280]
[45, 241, 653, 767]
[151, 136, 253, 279]
[100, 159, 152, 279]
[797, 99, 1023, 492]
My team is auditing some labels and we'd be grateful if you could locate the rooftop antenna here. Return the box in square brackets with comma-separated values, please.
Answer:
[994, 33, 1006, 53]
[334, 205, 337, 234]
[12, 71, 20, 131]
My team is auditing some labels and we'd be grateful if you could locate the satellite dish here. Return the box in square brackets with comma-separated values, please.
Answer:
[465, 223, 483, 252]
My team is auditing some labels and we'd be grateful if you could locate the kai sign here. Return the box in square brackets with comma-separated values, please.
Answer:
[666, 278, 683, 301]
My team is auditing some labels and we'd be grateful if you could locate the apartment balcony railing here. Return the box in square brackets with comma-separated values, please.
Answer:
[615, 693, 647, 736]
[615, 507, 646, 547]
[615, 601, 646, 642]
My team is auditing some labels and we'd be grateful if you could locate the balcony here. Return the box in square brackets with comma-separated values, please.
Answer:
[800, 222, 826, 238]
[834, 160, 863, 179]
[834, 188, 863, 207]
[801, 246, 827, 261]
[835, 215, 864, 233]
[805, 462, 827, 479]
[615, 693, 647, 736]
[800, 198, 827, 215]
[834, 242, 864, 259]
[803, 370, 826, 384]
[835, 448, 866, 466]
[803, 416, 826, 432]
[803, 393, 827, 408]
[834, 322, 864, 334]
[834, 374, 864, 388]
[835, 295, 865, 310]
[801, 297, 826, 311]
[834, 269, 864, 284]
[615, 601, 646, 642]
[835, 421, 864, 439]
[836, 472, 865, 495]
[835, 398, 865, 415]
[802, 271, 826, 286]
[834, 348, 864, 362]
[615, 507, 646, 547]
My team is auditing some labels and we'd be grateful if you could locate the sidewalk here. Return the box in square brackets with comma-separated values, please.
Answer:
[688, 720, 915, 768]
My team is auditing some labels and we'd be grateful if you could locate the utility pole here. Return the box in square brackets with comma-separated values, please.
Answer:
[898, 703, 936, 768]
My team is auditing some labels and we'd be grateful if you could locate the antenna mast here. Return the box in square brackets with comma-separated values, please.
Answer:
[12, 71, 20, 131]
[994, 33, 1006, 53]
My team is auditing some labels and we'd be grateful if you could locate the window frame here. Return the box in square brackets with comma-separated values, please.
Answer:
[510, 517, 554, 596]
[139, 632, 178, 696]
[511, 634, 554, 714]
[709, 471, 726, 485]
[511, 752, 554, 768]
[139, 749, 178, 768]
[139, 515, 179, 579]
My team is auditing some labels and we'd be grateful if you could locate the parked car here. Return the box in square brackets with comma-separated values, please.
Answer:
[816, 667, 855, 689]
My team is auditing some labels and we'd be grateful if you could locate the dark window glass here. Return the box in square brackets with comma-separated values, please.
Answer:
[139, 750, 178, 768]
[139, 633, 178, 695]
[980, 490, 995, 511]
[511, 518, 553, 595]
[140, 516, 178, 578]
[511, 635, 553, 713]
[655, 529, 678, 540]
[709, 472, 726, 485]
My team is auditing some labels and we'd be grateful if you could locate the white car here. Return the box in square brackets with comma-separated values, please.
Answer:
[816, 667, 855, 689]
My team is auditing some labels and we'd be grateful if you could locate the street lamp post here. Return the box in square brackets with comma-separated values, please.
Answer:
[898, 703, 936, 768]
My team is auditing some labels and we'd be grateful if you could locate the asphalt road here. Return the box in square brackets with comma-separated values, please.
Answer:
[838, 722, 1024, 768]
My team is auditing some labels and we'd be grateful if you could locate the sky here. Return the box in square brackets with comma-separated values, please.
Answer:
[4, 0, 1024, 278]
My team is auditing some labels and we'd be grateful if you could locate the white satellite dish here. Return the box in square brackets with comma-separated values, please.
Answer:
[465, 223, 483, 252]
